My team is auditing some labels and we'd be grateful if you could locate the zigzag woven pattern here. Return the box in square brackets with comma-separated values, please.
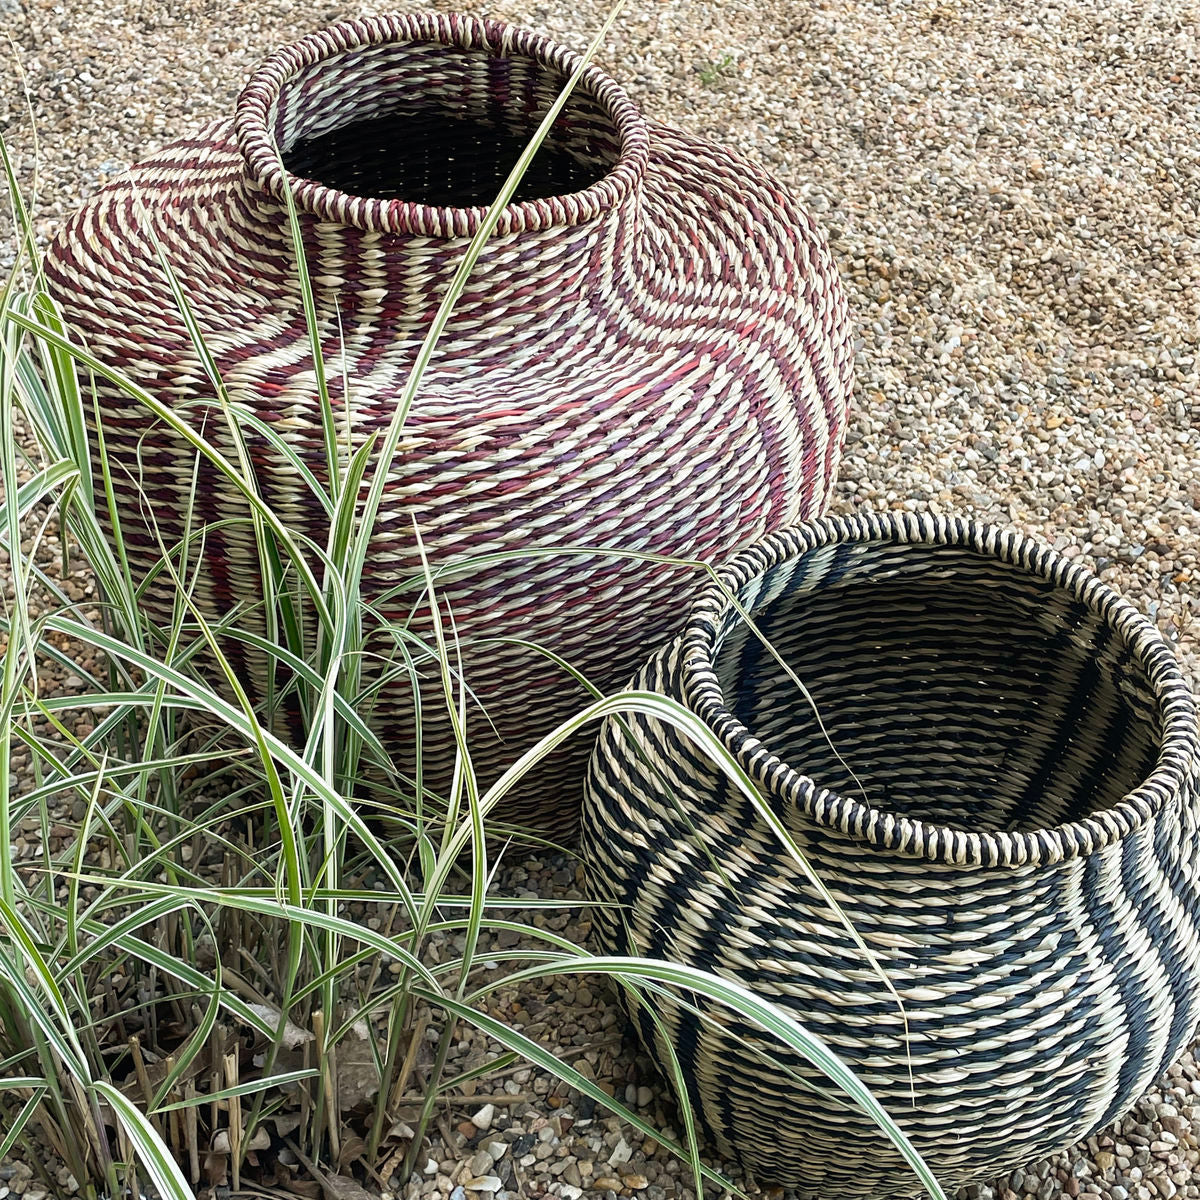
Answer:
[43, 13, 853, 831]
[581, 511, 1200, 1196]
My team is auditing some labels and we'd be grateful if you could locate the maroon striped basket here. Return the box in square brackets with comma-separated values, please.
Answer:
[43, 12, 853, 834]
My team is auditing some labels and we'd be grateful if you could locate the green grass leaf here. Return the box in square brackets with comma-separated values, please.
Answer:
[93, 1081, 196, 1200]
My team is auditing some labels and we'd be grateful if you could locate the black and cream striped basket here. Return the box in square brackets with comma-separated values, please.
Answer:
[580, 511, 1200, 1198]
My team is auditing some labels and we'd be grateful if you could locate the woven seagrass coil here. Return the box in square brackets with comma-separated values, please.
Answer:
[581, 510, 1200, 1197]
[43, 13, 853, 835]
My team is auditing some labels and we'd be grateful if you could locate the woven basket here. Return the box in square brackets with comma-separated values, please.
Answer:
[42, 13, 852, 834]
[581, 511, 1200, 1196]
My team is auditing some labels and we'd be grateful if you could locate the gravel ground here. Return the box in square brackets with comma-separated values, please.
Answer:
[1, 0, 1198, 1198]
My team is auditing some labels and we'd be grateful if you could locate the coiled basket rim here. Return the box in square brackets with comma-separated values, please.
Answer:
[680, 510, 1199, 868]
[234, 11, 651, 238]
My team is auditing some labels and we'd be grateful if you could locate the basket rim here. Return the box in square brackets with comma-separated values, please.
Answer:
[679, 510, 1200, 867]
[234, 11, 650, 238]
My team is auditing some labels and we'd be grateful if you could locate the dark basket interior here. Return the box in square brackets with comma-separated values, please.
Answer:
[277, 42, 620, 206]
[712, 541, 1163, 833]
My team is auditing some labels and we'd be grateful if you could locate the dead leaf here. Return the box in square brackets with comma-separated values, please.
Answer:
[271, 1112, 303, 1136]
[335, 1028, 383, 1110]
[377, 1143, 407, 1188]
[320, 1177, 378, 1200]
[245, 1126, 271, 1151]
[284, 1179, 322, 1199]
[203, 1150, 228, 1188]
[284, 1136, 380, 1200]
[337, 1135, 367, 1174]
[245, 1003, 314, 1050]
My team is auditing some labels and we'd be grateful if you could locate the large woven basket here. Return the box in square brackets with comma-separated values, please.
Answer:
[42, 13, 852, 834]
[581, 511, 1200, 1197]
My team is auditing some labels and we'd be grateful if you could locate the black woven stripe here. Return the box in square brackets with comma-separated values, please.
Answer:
[1144, 811, 1200, 1046]
[1087, 830, 1161, 1130]
[1066, 661, 1143, 823]
[1005, 614, 1109, 828]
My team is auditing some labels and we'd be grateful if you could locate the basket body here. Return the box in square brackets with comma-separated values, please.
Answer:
[581, 511, 1200, 1196]
[42, 13, 852, 833]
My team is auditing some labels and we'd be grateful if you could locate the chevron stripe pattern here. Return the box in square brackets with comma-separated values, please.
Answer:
[581, 511, 1200, 1196]
[42, 13, 852, 833]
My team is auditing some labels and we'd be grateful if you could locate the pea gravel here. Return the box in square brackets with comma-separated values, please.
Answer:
[1, 0, 1197, 1198]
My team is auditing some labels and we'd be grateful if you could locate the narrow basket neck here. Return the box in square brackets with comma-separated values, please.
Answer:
[234, 13, 649, 240]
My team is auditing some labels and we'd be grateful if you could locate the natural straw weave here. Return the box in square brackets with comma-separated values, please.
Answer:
[43, 13, 852, 833]
[581, 511, 1200, 1197]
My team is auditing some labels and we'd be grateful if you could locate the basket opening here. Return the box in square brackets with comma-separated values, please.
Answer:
[713, 541, 1164, 834]
[275, 43, 619, 207]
